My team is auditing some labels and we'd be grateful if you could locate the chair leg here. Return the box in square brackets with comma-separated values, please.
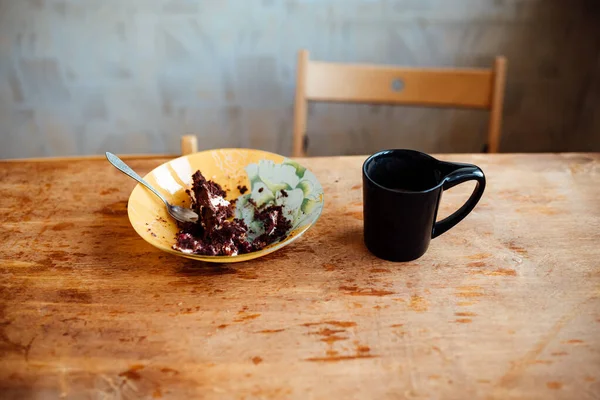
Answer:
[181, 135, 198, 155]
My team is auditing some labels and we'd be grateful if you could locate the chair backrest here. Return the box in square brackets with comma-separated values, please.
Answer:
[293, 49, 507, 157]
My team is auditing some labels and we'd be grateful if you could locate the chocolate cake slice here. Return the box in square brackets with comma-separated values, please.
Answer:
[172, 171, 292, 256]
[191, 170, 233, 235]
[173, 171, 250, 256]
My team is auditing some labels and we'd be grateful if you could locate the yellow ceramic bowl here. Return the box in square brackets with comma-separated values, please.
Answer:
[127, 148, 324, 263]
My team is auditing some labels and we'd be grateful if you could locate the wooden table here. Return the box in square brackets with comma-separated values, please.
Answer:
[1, 153, 599, 399]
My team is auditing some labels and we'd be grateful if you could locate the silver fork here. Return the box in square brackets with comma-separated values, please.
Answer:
[105, 152, 198, 223]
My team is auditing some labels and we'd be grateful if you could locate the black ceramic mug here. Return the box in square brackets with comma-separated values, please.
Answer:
[362, 149, 486, 262]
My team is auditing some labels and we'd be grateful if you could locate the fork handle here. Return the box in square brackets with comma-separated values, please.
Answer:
[105, 152, 168, 205]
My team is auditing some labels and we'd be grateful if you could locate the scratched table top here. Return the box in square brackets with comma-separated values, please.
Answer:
[0, 153, 599, 399]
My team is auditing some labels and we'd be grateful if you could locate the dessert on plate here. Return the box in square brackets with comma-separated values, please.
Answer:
[172, 171, 291, 256]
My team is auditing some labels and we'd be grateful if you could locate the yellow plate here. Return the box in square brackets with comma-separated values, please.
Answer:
[127, 148, 324, 263]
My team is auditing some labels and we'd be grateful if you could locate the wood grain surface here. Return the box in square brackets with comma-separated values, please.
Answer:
[1, 153, 599, 399]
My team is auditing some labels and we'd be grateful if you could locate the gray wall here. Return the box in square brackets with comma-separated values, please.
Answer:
[0, 0, 599, 159]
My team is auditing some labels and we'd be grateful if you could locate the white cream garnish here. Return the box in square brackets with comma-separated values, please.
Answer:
[173, 246, 194, 254]
[209, 194, 230, 208]
[266, 211, 278, 235]
[223, 240, 238, 256]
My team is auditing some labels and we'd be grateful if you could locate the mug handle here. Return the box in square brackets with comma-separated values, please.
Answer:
[432, 164, 486, 238]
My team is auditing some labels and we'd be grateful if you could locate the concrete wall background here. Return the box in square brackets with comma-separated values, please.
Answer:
[0, 0, 599, 159]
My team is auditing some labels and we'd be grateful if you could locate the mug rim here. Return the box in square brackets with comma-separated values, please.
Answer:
[362, 149, 444, 194]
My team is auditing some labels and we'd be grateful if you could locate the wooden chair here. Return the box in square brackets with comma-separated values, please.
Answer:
[181, 135, 198, 155]
[292, 49, 507, 157]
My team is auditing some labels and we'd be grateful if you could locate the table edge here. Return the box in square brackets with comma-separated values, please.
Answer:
[1, 152, 598, 163]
